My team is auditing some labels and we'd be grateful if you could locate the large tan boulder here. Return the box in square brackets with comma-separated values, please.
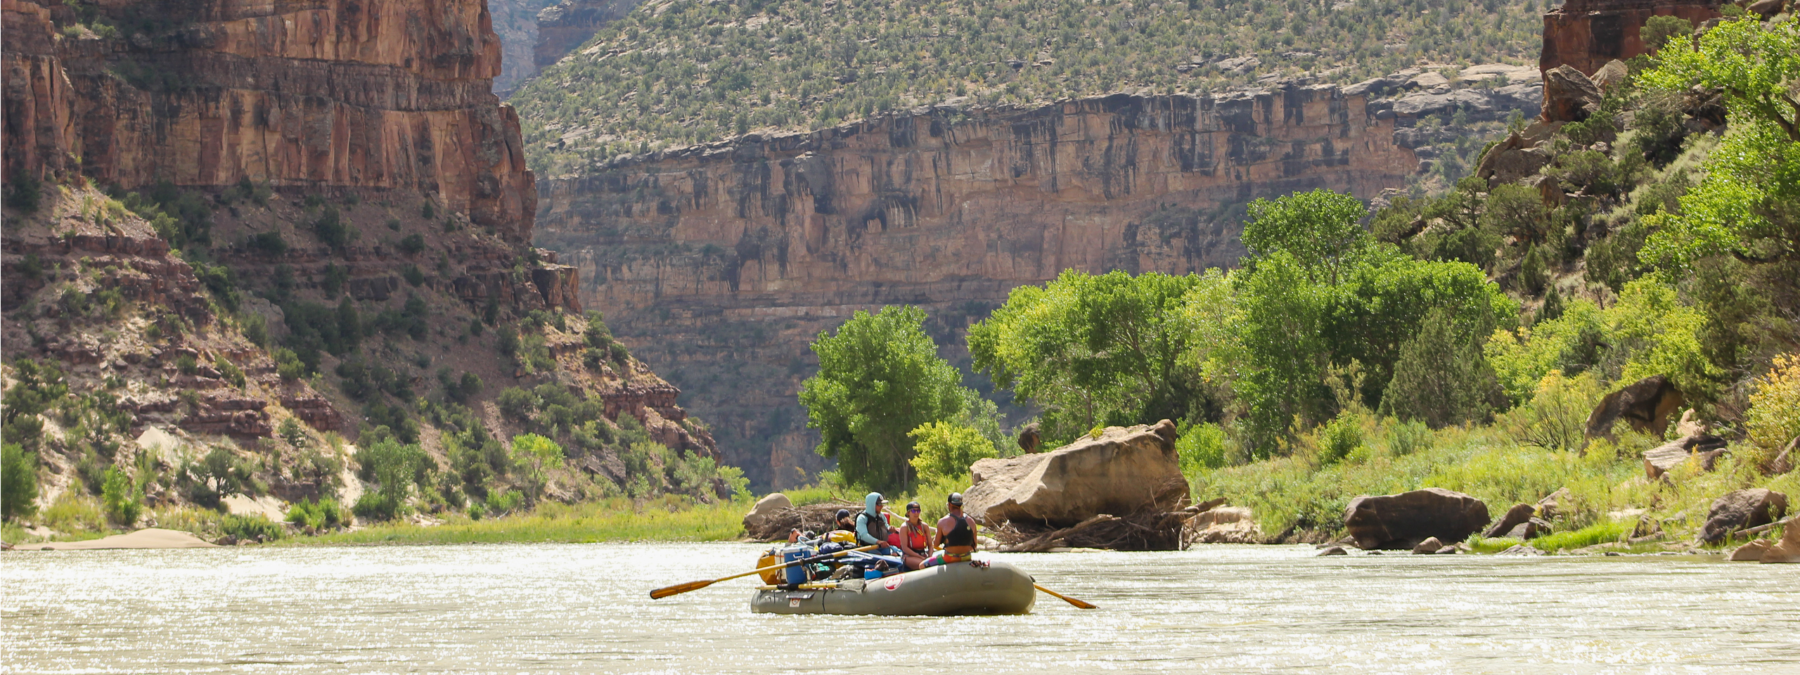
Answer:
[743, 492, 792, 535]
[1185, 506, 1261, 544]
[1700, 489, 1788, 544]
[1543, 65, 1603, 123]
[1730, 539, 1771, 562]
[1343, 488, 1490, 550]
[1761, 521, 1800, 564]
[1585, 376, 1684, 440]
[966, 419, 1189, 527]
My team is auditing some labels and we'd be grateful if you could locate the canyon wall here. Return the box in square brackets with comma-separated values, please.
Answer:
[535, 85, 1421, 489]
[2, 0, 715, 464]
[1540, 0, 1723, 75]
[1, 0, 537, 242]
[531, 0, 639, 72]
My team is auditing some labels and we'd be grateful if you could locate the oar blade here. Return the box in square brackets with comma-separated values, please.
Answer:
[1034, 583, 1097, 609]
[649, 579, 714, 600]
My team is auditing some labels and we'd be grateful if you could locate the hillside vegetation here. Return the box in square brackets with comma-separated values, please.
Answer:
[513, 0, 1545, 172]
[792, 15, 1800, 546]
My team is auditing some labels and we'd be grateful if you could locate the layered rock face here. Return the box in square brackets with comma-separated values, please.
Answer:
[531, 0, 639, 71]
[1, 0, 536, 242]
[536, 85, 1421, 488]
[1540, 0, 1723, 76]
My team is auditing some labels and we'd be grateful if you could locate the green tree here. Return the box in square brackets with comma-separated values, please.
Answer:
[510, 433, 565, 502]
[800, 305, 965, 492]
[101, 467, 143, 527]
[1241, 188, 1370, 284]
[1, 443, 38, 520]
[907, 421, 998, 488]
[969, 270, 1210, 445]
[1379, 307, 1506, 428]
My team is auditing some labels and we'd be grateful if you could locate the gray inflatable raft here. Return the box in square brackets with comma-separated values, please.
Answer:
[750, 558, 1037, 616]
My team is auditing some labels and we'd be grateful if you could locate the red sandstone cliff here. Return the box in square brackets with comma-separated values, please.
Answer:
[534, 86, 1421, 488]
[1540, 0, 1723, 75]
[2, 0, 537, 242]
[1, 0, 716, 511]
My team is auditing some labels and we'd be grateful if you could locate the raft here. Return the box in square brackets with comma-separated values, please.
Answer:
[750, 558, 1037, 616]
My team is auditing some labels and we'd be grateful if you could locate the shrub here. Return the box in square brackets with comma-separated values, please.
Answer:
[312, 207, 352, 249]
[484, 489, 523, 516]
[496, 387, 536, 420]
[1499, 370, 1602, 452]
[4, 174, 42, 212]
[272, 347, 306, 380]
[1317, 413, 1365, 465]
[285, 498, 348, 532]
[402, 264, 424, 287]
[220, 514, 284, 542]
[1, 443, 38, 520]
[398, 233, 426, 255]
[420, 200, 436, 220]
[907, 421, 998, 487]
[240, 312, 269, 347]
[248, 231, 288, 255]
[214, 356, 246, 388]
[1176, 421, 1228, 473]
[175, 354, 199, 375]
[1745, 354, 1800, 466]
[101, 467, 143, 527]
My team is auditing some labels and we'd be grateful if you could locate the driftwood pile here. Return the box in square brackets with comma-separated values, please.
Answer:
[743, 501, 859, 541]
[990, 510, 1196, 552]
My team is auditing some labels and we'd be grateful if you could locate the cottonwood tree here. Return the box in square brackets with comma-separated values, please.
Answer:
[800, 305, 965, 493]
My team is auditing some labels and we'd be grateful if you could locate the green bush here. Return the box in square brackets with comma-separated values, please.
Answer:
[285, 498, 348, 532]
[1176, 421, 1228, 473]
[907, 421, 998, 487]
[1317, 414, 1365, 465]
[214, 356, 246, 388]
[312, 206, 352, 249]
[398, 233, 426, 255]
[101, 467, 143, 527]
[221, 514, 284, 542]
[4, 174, 42, 212]
[402, 264, 425, 287]
[248, 231, 288, 255]
[1, 443, 39, 520]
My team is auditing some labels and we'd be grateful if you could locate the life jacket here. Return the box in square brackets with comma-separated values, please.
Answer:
[905, 522, 931, 552]
[944, 512, 975, 548]
[858, 510, 889, 542]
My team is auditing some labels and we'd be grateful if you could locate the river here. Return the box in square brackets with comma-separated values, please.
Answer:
[3, 543, 1795, 673]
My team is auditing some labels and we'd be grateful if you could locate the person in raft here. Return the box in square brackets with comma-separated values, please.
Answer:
[922, 492, 977, 567]
[855, 493, 894, 554]
[897, 500, 937, 570]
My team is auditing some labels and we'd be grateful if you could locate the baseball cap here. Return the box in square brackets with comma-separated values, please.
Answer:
[947, 492, 964, 505]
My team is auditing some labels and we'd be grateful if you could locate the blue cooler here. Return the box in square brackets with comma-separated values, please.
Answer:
[780, 545, 811, 585]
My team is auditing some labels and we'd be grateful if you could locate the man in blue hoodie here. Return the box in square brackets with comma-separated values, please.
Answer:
[853, 492, 903, 576]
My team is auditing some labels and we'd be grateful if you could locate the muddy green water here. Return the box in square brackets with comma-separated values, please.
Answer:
[2, 543, 1796, 673]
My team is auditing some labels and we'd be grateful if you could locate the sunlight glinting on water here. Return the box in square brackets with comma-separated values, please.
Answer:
[4, 543, 1797, 673]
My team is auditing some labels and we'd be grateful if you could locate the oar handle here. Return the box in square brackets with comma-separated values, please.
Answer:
[648, 544, 880, 600]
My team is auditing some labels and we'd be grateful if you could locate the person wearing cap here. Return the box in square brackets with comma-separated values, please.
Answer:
[897, 500, 936, 570]
[923, 492, 978, 567]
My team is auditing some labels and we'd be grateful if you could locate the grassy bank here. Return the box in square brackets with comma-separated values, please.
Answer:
[1188, 413, 1800, 550]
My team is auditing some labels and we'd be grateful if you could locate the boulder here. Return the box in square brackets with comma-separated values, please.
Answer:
[1585, 376, 1684, 440]
[743, 492, 792, 536]
[1643, 434, 1730, 480]
[1318, 546, 1348, 556]
[1342, 488, 1491, 550]
[966, 420, 1189, 528]
[1536, 487, 1573, 521]
[1497, 544, 1546, 556]
[1475, 120, 1561, 185]
[1185, 506, 1261, 544]
[1483, 503, 1536, 538]
[1730, 539, 1771, 562]
[1590, 59, 1630, 92]
[1542, 65, 1602, 123]
[1435, 545, 1460, 554]
[1761, 522, 1800, 564]
[1505, 517, 1552, 540]
[1412, 536, 1445, 554]
[1699, 489, 1788, 544]
[1748, 0, 1785, 19]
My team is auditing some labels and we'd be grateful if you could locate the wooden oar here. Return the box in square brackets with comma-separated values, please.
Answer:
[650, 545, 879, 599]
[1033, 583, 1097, 609]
